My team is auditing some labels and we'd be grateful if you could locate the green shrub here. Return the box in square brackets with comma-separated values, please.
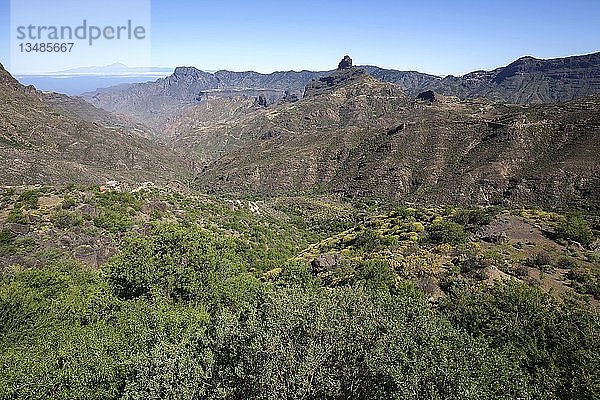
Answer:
[208, 286, 527, 399]
[275, 261, 319, 289]
[352, 229, 396, 252]
[556, 213, 594, 246]
[51, 210, 84, 229]
[61, 196, 77, 209]
[392, 206, 414, 218]
[425, 220, 469, 246]
[13, 237, 36, 255]
[353, 259, 396, 291]
[0, 263, 211, 400]
[567, 267, 600, 299]
[17, 190, 40, 209]
[556, 256, 578, 270]
[105, 225, 245, 302]
[452, 207, 498, 229]
[440, 282, 600, 398]
[0, 228, 16, 256]
[5, 207, 27, 224]
[94, 209, 134, 233]
[95, 191, 142, 211]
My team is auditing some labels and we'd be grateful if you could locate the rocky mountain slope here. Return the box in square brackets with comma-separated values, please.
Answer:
[82, 63, 439, 131]
[0, 63, 192, 186]
[426, 52, 600, 104]
[193, 58, 600, 211]
[4, 52, 599, 209]
[84, 53, 600, 133]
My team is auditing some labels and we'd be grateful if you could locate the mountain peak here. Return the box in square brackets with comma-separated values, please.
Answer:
[338, 55, 353, 70]
[173, 66, 203, 76]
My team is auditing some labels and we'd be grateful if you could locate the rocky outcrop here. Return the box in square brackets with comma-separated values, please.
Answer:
[312, 253, 345, 274]
[338, 55, 353, 70]
[304, 56, 372, 98]
[255, 94, 268, 107]
[282, 90, 299, 103]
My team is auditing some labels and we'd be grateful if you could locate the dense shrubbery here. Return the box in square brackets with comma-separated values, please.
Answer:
[105, 225, 247, 303]
[5, 206, 27, 224]
[18, 189, 40, 209]
[1, 255, 534, 400]
[51, 210, 84, 229]
[451, 207, 498, 230]
[0, 228, 16, 256]
[1, 214, 599, 399]
[425, 220, 469, 246]
[351, 228, 397, 252]
[440, 283, 600, 399]
[556, 212, 594, 246]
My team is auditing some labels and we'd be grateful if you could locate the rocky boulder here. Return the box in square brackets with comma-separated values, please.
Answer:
[311, 253, 344, 274]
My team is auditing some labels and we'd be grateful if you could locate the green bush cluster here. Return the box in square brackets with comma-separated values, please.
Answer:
[18, 189, 40, 209]
[92, 192, 142, 233]
[1, 218, 599, 399]
[0, 228, 16, 256]
[440, 283, 600, 398]
[5, 207, 27, 224]
[425, 220, 469, 246]
[51, 210, 84, 229]
[94, 209, 134, 233]
[351, 228, 397, 252]
[568, 266, 600, 299]
[556, 212, 594, 246]
[105, 225, 246, 302]
[451, 207, 498, 229]
[0, 258, 538, 400]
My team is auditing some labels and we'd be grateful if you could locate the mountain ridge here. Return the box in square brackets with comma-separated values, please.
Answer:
[427, 52, 600, 103]
[0, 64, 193, 186]
[82, 52, 600, 135]
[189, 58, 600, 210]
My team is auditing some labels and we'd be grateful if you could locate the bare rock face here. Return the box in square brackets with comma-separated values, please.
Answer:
[255, 94, 268, 107]
[282, 90, 299, 103]
[416, 90, 437, 102]
[338, 55, 353, 70]
[312, 253, 344, 274]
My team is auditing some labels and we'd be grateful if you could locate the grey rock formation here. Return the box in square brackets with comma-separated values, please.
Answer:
[304, 56, 371, 98]
[255, 94, 268, 107]
[338, 55, 353, 70]
[312, 253, 344, 273]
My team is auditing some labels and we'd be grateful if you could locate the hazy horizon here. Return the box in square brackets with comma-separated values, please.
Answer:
[8, 49, 600, 79]
[1, 0, 600, 76]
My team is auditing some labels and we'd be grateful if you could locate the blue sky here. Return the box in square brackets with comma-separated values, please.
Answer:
[1, 0, 599, 76]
